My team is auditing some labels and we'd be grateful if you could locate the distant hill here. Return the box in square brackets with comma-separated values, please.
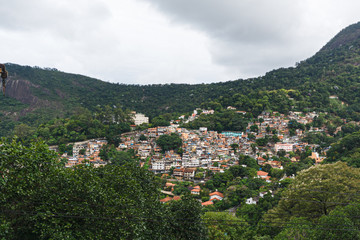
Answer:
[2, 21, 360, 136]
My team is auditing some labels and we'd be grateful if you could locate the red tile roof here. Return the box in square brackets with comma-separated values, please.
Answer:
[257, 171, 269, 176]
[201, 201, 214, 206]
[172, 196, 181, 201]
[209, 191, 224, 198]
[160, 197, 173, 203]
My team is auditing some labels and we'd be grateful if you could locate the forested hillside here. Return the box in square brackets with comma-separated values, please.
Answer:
[1, 22, 360, 136]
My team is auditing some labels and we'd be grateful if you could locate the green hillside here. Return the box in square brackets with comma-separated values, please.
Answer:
[2, 21, 360, 136]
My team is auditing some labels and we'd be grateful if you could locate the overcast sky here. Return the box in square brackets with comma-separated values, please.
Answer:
[0, 0, 359, 85]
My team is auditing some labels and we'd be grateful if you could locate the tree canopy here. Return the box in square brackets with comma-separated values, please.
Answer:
[0, 138, 205, 239]
[156, 133, 183, 153]
[264, 162, 360, 226]
[325, 130, 360, 167]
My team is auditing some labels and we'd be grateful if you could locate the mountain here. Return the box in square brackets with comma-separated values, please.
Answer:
[320, 21, 360, 52]
[2, 21, 360, 136]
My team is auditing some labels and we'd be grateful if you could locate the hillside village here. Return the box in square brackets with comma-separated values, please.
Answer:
[59, 110, 328, 179]
[54, 109, 338, 207]
[5, 20, 360, 239]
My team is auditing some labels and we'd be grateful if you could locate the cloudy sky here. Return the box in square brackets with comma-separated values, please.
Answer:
[0, 0, 359, 85]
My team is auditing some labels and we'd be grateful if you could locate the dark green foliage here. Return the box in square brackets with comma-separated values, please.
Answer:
[203, 212, 251, 240]
[238, 155, 260, 169]
[230, 143, 239, 153]
[156, 133, 182, 153]
[325, 130, 360, 167]
[265, 162, 360, 226]
[139, 134, 147, 141]
[20, 106, 131, 146]
[4, 22, 360, 137]
[151, 116, 170, 127]
[288, 120, 305, 130]
[261, 164, 272, 173]
[211, 171, 235, 192]
[269, 168, 284, 180]
[229, 165, 252, 179]
[274, 204, 360, 239]
[58, 143, 73, 155]
[79, 148, 86, 155]
[341, 123, 360, 134]
[302, 132, 336, 149]
[250, 124, 259, 132]
[165, 195, 207, 240]
[172, 182, 191, 196]
[256, 137, 269, 147]
[110, 149, 138, 166]
[0, 138, 206, 239]
[246, 178, 267, 191]
[237, 192, 281, 226]
[270, 135, 280, 143]
[283, 158, 314, 177]
[273, 217, 315, 240]
[182, 109, 249, 132]
[99, 144, 139, 166]
[311, 204, 360, 239]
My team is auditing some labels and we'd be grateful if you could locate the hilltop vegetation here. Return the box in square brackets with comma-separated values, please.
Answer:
[2, 22, 360, 137]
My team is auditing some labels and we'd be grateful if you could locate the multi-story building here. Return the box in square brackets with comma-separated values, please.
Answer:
[274, 143, 294, 152]
[133, 113, 149, 125]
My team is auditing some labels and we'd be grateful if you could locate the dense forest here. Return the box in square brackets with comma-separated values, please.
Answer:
[0, 139, 207, 239]
[13, 105, 132, 146]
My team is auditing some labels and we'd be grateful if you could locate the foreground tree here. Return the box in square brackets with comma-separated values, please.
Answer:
[0, 138, 60, 239]
[203, 212, 252, 240]
[273, 217, 315, 240]
[312, 204, 360, 239]
[0, 138, 205, 239]
[325, 130, 360, 167]
[165, 195, 208, 240]
[263, 162, 360, 230]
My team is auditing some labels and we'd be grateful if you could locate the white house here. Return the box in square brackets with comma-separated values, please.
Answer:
[133, 113, 149, 125]
[246, 197, 258, 205]
[209, 191, 224, 201]
[275, 143, 294, 153]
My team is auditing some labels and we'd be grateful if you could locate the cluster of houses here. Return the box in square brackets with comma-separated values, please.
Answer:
[146, 126, 241, 176]
[159, 182, 225, 207]
[147, 111, 325, 179]
[54, 109, 337, 207]
[56, 139, 108, 168]
[58, 110, 327, 179]
[243, 111, 327, 166]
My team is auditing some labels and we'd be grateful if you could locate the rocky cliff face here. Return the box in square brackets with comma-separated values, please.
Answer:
[6, 78, 40, 105]
[5, 77, 59, 114]
[320, 21, 360, 52]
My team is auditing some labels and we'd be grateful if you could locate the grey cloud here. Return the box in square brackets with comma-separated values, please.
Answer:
[2, 0, 360, 85]
[141, 0, 324, 77]
[146, 0, 302, 43]
[0, 0, 111, 40]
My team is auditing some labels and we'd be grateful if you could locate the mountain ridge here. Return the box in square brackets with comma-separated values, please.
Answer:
[320, 21, 360, 52]
[2, 21, 360, 136]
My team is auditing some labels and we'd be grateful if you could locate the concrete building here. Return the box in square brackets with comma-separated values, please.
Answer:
[133, 113, 149, 125]
[274, 143, 294, 152]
